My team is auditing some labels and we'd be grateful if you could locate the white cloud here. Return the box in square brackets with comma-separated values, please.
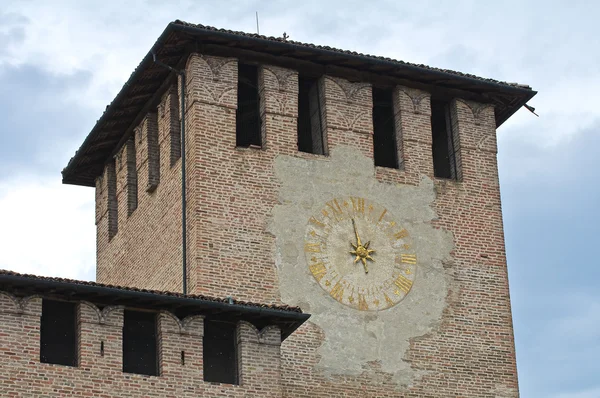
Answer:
[3, 0, 598, 145]
[1, 1, 599, 395]
[0, 174, 95, 281]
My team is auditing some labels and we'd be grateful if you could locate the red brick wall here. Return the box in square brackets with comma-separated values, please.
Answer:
[92, 52, 519, 397]
[96, 83, 195, 293]
[0, 292, 283, 397]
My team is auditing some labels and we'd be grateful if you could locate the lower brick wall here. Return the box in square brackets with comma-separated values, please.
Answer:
[0, 293, 283, 398]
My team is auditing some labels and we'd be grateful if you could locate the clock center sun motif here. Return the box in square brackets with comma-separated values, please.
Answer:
[305, 197, 417, 311]
[349, 218, 375, 273]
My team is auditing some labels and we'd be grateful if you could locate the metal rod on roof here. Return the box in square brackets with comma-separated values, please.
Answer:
[151, 52, 188, 295]
[256, 12, 260, 35]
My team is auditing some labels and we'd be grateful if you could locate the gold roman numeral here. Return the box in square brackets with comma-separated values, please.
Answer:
[378, 209, 387, 223]
[384, 293, 394, 307]
[309, 262, 327, 281]
[330, 282, 344, 301]
[304, 243, 321, 253]
[394, 275, 413, 294]
[326, 199, 343, 216]
[350, 197, 365, 214]
[400, 254, 417, 264]
[394, 229, 409, 240]
[309, 216, 326, 228]
[358, 294, 368, 310]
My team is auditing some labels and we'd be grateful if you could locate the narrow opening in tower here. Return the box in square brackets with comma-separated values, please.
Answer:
[40, 299, 78, 367]
[203, 319, 239, 385]
[431, 99, 458, 179]
[297, 75, 326, 155]
[236, 63, 262, 148]
[372, 87, 398, 168]
[122, 310, 158, 376]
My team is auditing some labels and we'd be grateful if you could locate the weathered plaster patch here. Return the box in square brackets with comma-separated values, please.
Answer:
[269, 146, 454, 386]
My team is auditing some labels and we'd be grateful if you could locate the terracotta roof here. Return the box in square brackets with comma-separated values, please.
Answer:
[0, 269, 308, 340]
[0, 269, 301, 312]
[62, 20, 537, 187]
[174, 20, 529, 90]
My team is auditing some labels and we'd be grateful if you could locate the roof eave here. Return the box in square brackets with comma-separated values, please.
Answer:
[62, 21, 536, 187]
[0, 272, 310, 340]
[61, 23, 179, 187]
[170, 21, 534, 97]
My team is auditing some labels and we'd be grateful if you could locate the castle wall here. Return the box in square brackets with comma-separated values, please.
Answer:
[93, 52, 518, 397]
[96, 84, 196, 293]
[0, 292, 283, 397]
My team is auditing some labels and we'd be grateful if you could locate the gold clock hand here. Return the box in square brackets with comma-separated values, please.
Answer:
[361, 258, 369, 273]
[351, 218, 361, 247]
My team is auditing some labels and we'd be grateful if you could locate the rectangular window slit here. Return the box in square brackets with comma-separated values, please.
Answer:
[107, 160, 118, 239]
[122, 310, 158, 376]
[372, 87, 398, 169]
[203, 320, 238, 385]
[146, 112, 160, 192]
[126, 138, 138, 216]
[236, 63, 261, 148]
[298, 75, 326, 155]
[431, 99, 458, 179]
[40, 299, 78, 367]
[169, 85, 181, 166]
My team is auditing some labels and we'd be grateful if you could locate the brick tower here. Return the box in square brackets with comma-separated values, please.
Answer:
[60, 20, 536, 397]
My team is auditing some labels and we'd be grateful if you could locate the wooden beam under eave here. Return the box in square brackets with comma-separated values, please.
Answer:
[198, 43, 497, 104]
[108, 72, 178, 160]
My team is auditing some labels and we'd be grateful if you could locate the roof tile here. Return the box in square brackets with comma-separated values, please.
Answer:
[0, 269, 302, 313]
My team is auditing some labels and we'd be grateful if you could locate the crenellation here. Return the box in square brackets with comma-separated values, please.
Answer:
[95, 171, 106, 226]
[322, 76, 373, 160]
[323, 76, 373, 134]
[160, 84, 182, 167]
[261, 65, 298, 156]
[115, 142, 129, 224]
[238, 321, 283, 395]
[391, 87, 406, 170]
[261, 66, 298, 117]
[190, 54, 238, 109]
[451, 99, 502, 184]
[0, 290, 292, 396]
[454, 99, 498, 153]
[392, 86, 434, 183]
[80, 303, 124, 371]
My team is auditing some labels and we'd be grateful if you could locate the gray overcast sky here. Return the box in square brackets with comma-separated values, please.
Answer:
[0, 1, 598, 397]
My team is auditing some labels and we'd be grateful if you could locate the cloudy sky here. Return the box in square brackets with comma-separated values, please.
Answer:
[0, 0, 597, 396]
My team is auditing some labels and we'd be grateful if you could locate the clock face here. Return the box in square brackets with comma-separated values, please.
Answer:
[304, 196, 417, 311]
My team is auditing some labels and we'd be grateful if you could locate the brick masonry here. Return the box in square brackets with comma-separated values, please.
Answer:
[89, 52, 517, 397]
[0, 292, 284, 397]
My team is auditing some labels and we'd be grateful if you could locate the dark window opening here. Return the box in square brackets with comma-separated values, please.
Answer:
[40, 299, 77, 367]
[203, 320, 238, 385]
[236, 63, 261, 148]
[372, 87, 398, 168]
[431, 99, 458, 179]
[298, 75, 325, 155]
[123, 310, 158, 376]
[169, 84, 181, 166]
[126, 138, 137, 216]
[146, 112, 160, 192]
[107, 161, 118, 239]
